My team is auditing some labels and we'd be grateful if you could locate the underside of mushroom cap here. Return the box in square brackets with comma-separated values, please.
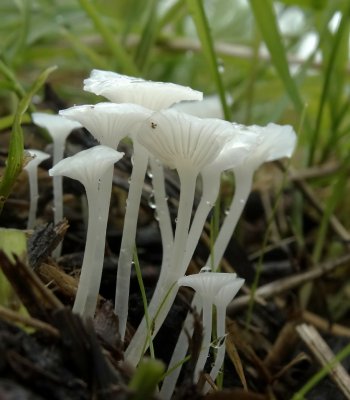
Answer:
[137, 109, 233, 172]
[32, 112, 82, 140]
[59, 103, 152, 147]
[49, 145, 124, 186]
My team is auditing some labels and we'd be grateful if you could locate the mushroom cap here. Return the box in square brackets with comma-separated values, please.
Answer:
[172, 94, 232, 119]
[49, 145, 124, 187]
[137, 109, 233, 173]
[59, 103, 152, 147]
[242, 123, 297, 171]
[202, 123, 261, 174]
[83, 69, 203, 110]
[178, 272, 244, 305]
[24, 149, 50, 171]
[32, 113, 82, 142]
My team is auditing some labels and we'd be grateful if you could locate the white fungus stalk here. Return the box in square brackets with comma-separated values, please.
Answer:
[125, 110, 232, 365]
[115, 141, 150, 339]
[49, 145, 124, 318]
[24, 150, 50, 229]
[32, 113, 81, 256]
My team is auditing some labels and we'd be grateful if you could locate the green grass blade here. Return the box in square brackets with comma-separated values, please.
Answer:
[60, 27, 109, 70]
[128, 358, 164, 400]
[0, 65, 57, 214]
[291, 341, 350, 400]
[308, 4, 350, 165]
[0, 58, 26, 100]
[78, 0, 138, 75]
[133, 247, 155, 360]
[186, 0, 232, 120]
[248, 0, 305, 114]
[134, 0, 159, 72]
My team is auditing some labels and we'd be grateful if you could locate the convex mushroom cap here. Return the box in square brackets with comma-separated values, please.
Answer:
[59, 103, 152, 148]
[84, 69, 203, 110]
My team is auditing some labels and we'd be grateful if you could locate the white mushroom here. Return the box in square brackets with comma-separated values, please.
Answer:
[207, 123, 297, 270]
[177, 271, 244, 385]
[32, 113, 82, 256]
[125, 109, 232, 365]
[49, 145, 124, 318]
[24, 149, 50, 229]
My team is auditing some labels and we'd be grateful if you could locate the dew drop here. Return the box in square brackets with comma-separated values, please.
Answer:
[131, 155, 135, 166]
[224, 208, 230, 215]
[146, 168, 153, 179]
[239, 198, 245, 204]
[148, 192, 156, 209]
[218, 59, 225, 74]
[154, 210, 159, 222]
[174, 217, 178, 224]
[200, 266, 211, 273]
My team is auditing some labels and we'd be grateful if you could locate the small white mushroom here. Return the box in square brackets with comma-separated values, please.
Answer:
[24, 149, 50, 229]
[177, 271, 244, 386]
[49, 145, 124, 318]
[206, 123, 297, 270]
[59, 102, 154, 338]
[32, 113, 82, 256]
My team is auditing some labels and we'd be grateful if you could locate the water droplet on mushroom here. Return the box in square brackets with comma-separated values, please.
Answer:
[146, 168, 153, 179]
[148, 191, 156, 209]
[200, 266, 211, 273]
[154, 210, 159, 222]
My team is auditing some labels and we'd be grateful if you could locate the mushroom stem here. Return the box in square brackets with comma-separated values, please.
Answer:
[182, 169, 221, 270]
[73, 165, 114, 317]
[26, 169, 40, 230]
[115, 142, 149, 340]
[160, 294, 201, 399]
[194, 298, 213, 382]
[203, 303, 226, 394]
[149, 156, 173, 249]
[206, 168, 253, 269]
[125, 171, 197, 365]
[52, 137, 66, 257]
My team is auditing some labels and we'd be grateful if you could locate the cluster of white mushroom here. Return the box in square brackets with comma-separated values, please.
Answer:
[28, 69, 297, 396]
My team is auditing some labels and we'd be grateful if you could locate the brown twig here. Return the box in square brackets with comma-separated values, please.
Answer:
[0, 305, 60, 337]
[296, 323, 350, 399]
[228, 253, 350, 313]
[276, 161, 350, 244]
